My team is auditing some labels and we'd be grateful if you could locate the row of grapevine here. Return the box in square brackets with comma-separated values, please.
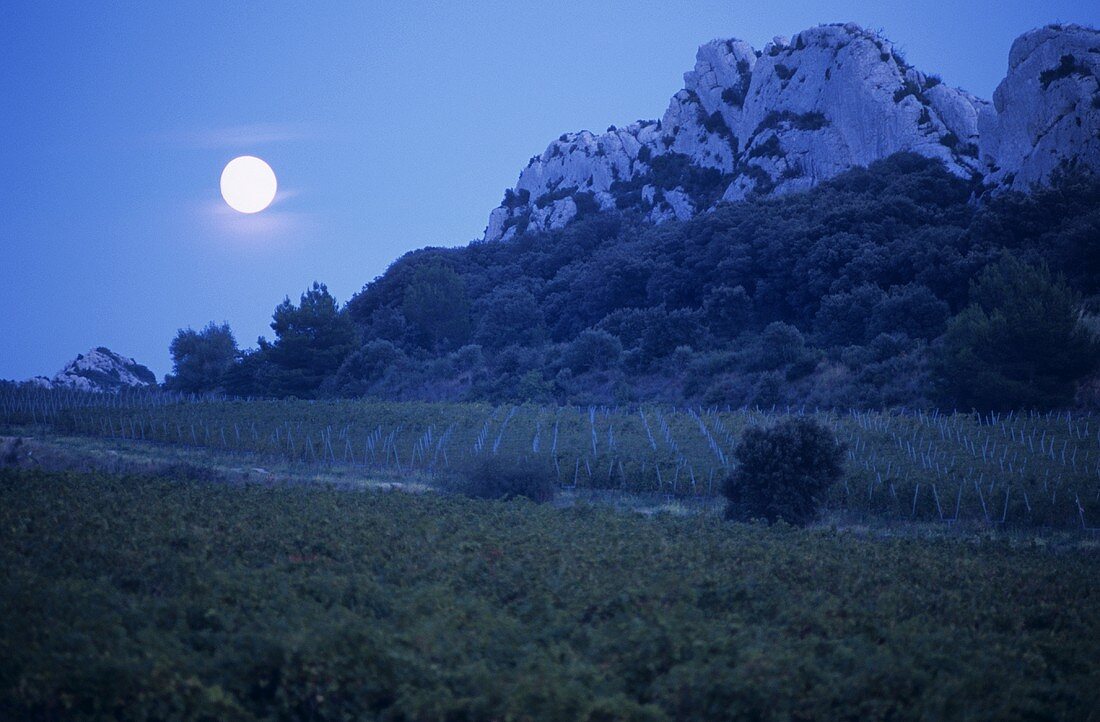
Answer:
[2, 387, 1097, 528]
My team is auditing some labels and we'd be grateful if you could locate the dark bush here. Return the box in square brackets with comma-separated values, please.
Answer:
[868, 284, 949, 341]
[750, 322, 808, 371]
[703, 285, 752, 338]
[702, 110, 733, 138]
[893, 80, 923, 103]
[573, 191, 601, 219]
[610, 152, 731, 210]
[747, 135, 784, 159]
[328, 339, 402, 396]
[474, 286, 546, 349]
[814, 285, 886, 347]
[756, 110, 830, 132]
[564, 329, 623, 373]
[1039, 54, 1093, 89]
[723, 418, 844, 525]
[452, 455, 557, 503]
[502, 188, 531, 209]
[721, 86, 744, 107]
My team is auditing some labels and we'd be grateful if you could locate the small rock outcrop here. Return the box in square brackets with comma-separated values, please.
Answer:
[483, 23, 1100, 242]
[29, 347, 158, 393]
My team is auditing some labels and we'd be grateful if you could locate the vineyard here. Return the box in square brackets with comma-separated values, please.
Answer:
[3, 386, 1099, 529]
[2, 467, 1099, 720]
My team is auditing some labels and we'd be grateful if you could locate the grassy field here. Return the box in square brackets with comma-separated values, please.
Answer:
[4, 387, 1099, 528]
[2, 467, 1098, 721]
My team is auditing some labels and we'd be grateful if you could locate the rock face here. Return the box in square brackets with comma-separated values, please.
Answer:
[979, 24, 1100, 190]
[29, 347, 158, 393]
[483, 23, 1100, 242]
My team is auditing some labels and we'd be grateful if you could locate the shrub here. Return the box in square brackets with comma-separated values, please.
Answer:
[756, 110, 830, 133]
[723, 418, 844, 525]
[774, 64, 795, 81]
[535, 186, 580, 209]
[564, 329, 623, 373]
[814, 285, 886, 347]
[868, 283, 949, 341]
[739, 164, 776, 195]
[502, 188, 531, 209]
[721, 87, 743, 106]
[1039, 54, 1093, 89]
[452, 455, 557, 503]
[573, 191, 601, 219]
[747, 135, 783, 160]
[501, 210, 531, 236]
[474, 286, 546, 349]
[610, 152, 730, 210]
[452, 343, 486, 373]
[329, 339, 402, 395]
[703, 284, 752, 338]
[780, 162, 804, 180]
[751, 322, 808, 370]
[702, 110, 732, 138]
[893, 80, 922, 103]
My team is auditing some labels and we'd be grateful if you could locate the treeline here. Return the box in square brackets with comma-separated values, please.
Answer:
[167, 154, 1100, 411]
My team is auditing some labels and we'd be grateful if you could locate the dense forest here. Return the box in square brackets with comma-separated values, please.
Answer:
[168, 154, 1100, 411]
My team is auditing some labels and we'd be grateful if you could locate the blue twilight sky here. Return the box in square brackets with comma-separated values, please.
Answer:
[2, 1, 1097, 381]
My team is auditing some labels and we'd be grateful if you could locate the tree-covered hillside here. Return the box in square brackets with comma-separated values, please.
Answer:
[179, 154, 1100, 410]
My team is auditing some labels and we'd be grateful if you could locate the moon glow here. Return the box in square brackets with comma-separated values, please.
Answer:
[220, 156, 277, 213]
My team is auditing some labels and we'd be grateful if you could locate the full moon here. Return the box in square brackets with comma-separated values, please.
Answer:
[220, 156, 277, 213]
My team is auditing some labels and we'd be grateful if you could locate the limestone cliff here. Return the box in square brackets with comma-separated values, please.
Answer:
[979, 24, 1100, 190]
[483, 23, 1099, 242]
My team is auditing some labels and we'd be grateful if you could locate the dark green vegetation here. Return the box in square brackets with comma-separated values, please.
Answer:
[1039, 53, 1095, 89]
[5, 388, 1099, 529]
[450, 454, 558, 503]
[723, 418, 844, 525]
[2, 468, 1098, 720]
[165, 322, 238, 394]
[936, 257, 1100, 411]
[166, 154, 1100, 411]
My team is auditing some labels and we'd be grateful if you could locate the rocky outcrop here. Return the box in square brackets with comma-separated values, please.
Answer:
[979, 24, 1100, 190]
[483, 22, 1099, 242]
[723, 26, 986, 201]
[29, 347, 158, 393]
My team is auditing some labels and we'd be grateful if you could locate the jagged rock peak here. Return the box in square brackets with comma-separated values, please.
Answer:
[29, 347, 158, 393]
[979, 24, 1100, 190]
[482, 22, 1099, 242]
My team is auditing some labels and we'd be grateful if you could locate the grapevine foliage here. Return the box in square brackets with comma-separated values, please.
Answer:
[0, 468, 1097, 720]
